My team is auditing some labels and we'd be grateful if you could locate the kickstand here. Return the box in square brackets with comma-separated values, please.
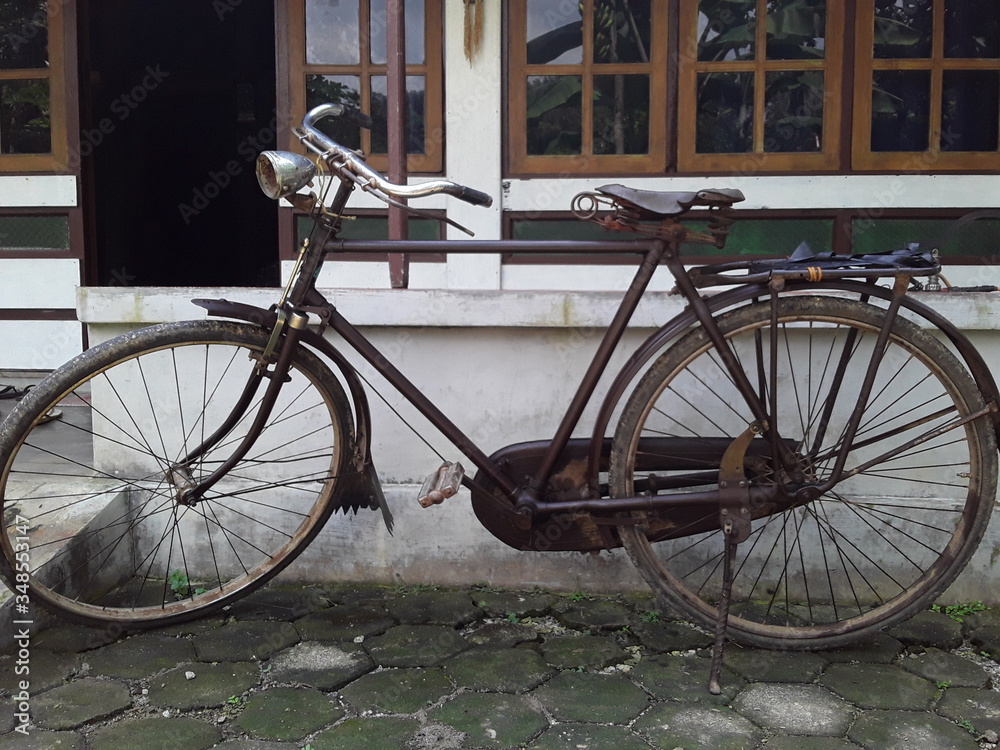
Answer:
[708, 530, 738, 695]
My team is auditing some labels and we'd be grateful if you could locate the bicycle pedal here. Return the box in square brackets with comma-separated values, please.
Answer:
[418, 462, 464, 507]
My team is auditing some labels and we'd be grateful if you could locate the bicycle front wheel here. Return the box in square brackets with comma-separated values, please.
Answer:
[610, 295, 997, 650]
[0, 320, 354, 628]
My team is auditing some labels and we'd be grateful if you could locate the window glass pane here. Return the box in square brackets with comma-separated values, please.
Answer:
[941, 70, 999, 152]
[593, 0, 652, 64]
[711, 218, 833, 256]
[0, 78, 50, 154]
[944, 0, 1000, 58]
[697, 0, 755, 62]
[766, 0, 826, 60]
[510, 218, 833, 259]
[870, 70, 930, 151]
[305, 0, 360, 65]
[370, 0, 426, 64]
[851, 218, 1000, 257]
[696, 71, 753, 153]
[298, 214, 439, 242]
[874, 0, 933, 59]
[305, 74, 362, 149]
[593, 74, 649, 155]
[0, 215, 69, 251]
[764, 70, 823, 152]
[0, 1, 48, 69]
[526, 75, 583, 155]
[370, 75, 426, 155]
[526, 0, 583, 64]
[511, 218, 634, 242]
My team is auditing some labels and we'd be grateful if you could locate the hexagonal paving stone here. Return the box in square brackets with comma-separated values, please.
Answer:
[848, 709, 980, 750]
[473, 589, 558, 618]
[443, 647, 553, 692]
[267, 641, 373, 690]
[148, 661, 260, 710]
[732, 683, 854, 736]
[0, 649, 81, 695]
[88, 716, 222, 750]
[970, 626, 1000, 661]
[629, 653, 744, 703]
[311, 716, 422, 750]
[539, 634, 628, 670]
[634, 702, 762, 750]
[464, 622, 540, 648]
[937, 687, 1000, 734]
[430, 692, 547, 747]
[338, 667, 454, 714]
[84, 634, 196, 679]
[365, 624, 469, 667]
[765, 738, 863, 750]
[226, 584, 330, 620]
[386, 590, 482, 625]
[405, 723, 468, 749]
[724, 647, 827, 683]
[32, 625, 120, 654]
[192, 620, 299, 662]
[294, 604, 396, 642]
[634, 620, 713, 653]
[819, 633, 903, 664]
[531, 672, 648, 724]
[820, 663, 936, 710]
[529, 723, 651, 750]
[234, 686, 343, 741]
[3, 730, 85, 750]
[554, 598, 632, 631]
[887, 610, 963, 649]
[899, 648, 990, 689]
[31, 678, 131, 730]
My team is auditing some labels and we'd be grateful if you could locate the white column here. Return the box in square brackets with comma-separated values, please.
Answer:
[443, 0, 503, 289]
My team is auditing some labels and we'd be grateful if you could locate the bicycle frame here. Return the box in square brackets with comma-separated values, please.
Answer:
[193, 206, 1000, 555]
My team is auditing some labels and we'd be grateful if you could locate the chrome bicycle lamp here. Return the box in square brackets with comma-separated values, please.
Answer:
[256, 151, 317, 200]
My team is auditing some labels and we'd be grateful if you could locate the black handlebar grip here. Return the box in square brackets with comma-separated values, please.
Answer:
[456, 186, 493, 207]
[323, 103, 373, 130]
[343, 107, 374, 130]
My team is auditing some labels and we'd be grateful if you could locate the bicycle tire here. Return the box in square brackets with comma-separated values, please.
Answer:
[0, 319, 354, 628]
[610, 295, 997, 650]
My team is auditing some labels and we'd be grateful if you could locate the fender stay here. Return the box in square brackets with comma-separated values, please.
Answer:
[191, 298, 391, 529]
[587, 282, 1000, 494]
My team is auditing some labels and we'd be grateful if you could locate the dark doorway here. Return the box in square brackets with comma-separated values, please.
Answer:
[83, 0, 278, 286]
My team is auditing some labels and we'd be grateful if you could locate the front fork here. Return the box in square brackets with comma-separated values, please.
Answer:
[174, 306, 310, 507]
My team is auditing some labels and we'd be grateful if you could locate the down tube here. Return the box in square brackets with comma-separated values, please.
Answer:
[327, 309, 519, 497]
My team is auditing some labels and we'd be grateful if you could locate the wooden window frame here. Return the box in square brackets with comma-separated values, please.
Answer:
[677, 0, 844, 173]
[287, 0, 443, 174]
[0, 2, 69, 172]
[507, 0, 669, 176]
[852, 2, 1000, 171]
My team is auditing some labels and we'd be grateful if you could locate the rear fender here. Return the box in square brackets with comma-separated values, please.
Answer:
[589, 280, 1000, 491]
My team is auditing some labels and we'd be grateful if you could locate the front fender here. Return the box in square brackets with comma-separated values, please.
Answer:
[191, 298, 390, 526]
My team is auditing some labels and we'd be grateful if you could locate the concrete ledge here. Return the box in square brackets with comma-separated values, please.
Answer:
[78, 285, 1000, 331]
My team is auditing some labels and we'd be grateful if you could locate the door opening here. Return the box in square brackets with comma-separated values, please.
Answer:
[83, 0, 278, 286]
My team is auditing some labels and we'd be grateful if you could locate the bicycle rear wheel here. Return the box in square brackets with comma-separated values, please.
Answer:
[0, 320, 354, 628]
[610, 296, 997, 650]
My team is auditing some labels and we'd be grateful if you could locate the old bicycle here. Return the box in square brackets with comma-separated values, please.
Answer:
[2, 103, 998, 691]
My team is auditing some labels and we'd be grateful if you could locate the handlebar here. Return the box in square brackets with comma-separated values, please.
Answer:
[298, 103, 493, 208]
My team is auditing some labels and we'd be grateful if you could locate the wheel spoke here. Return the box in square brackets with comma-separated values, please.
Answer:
[614, 296, 995, 648]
